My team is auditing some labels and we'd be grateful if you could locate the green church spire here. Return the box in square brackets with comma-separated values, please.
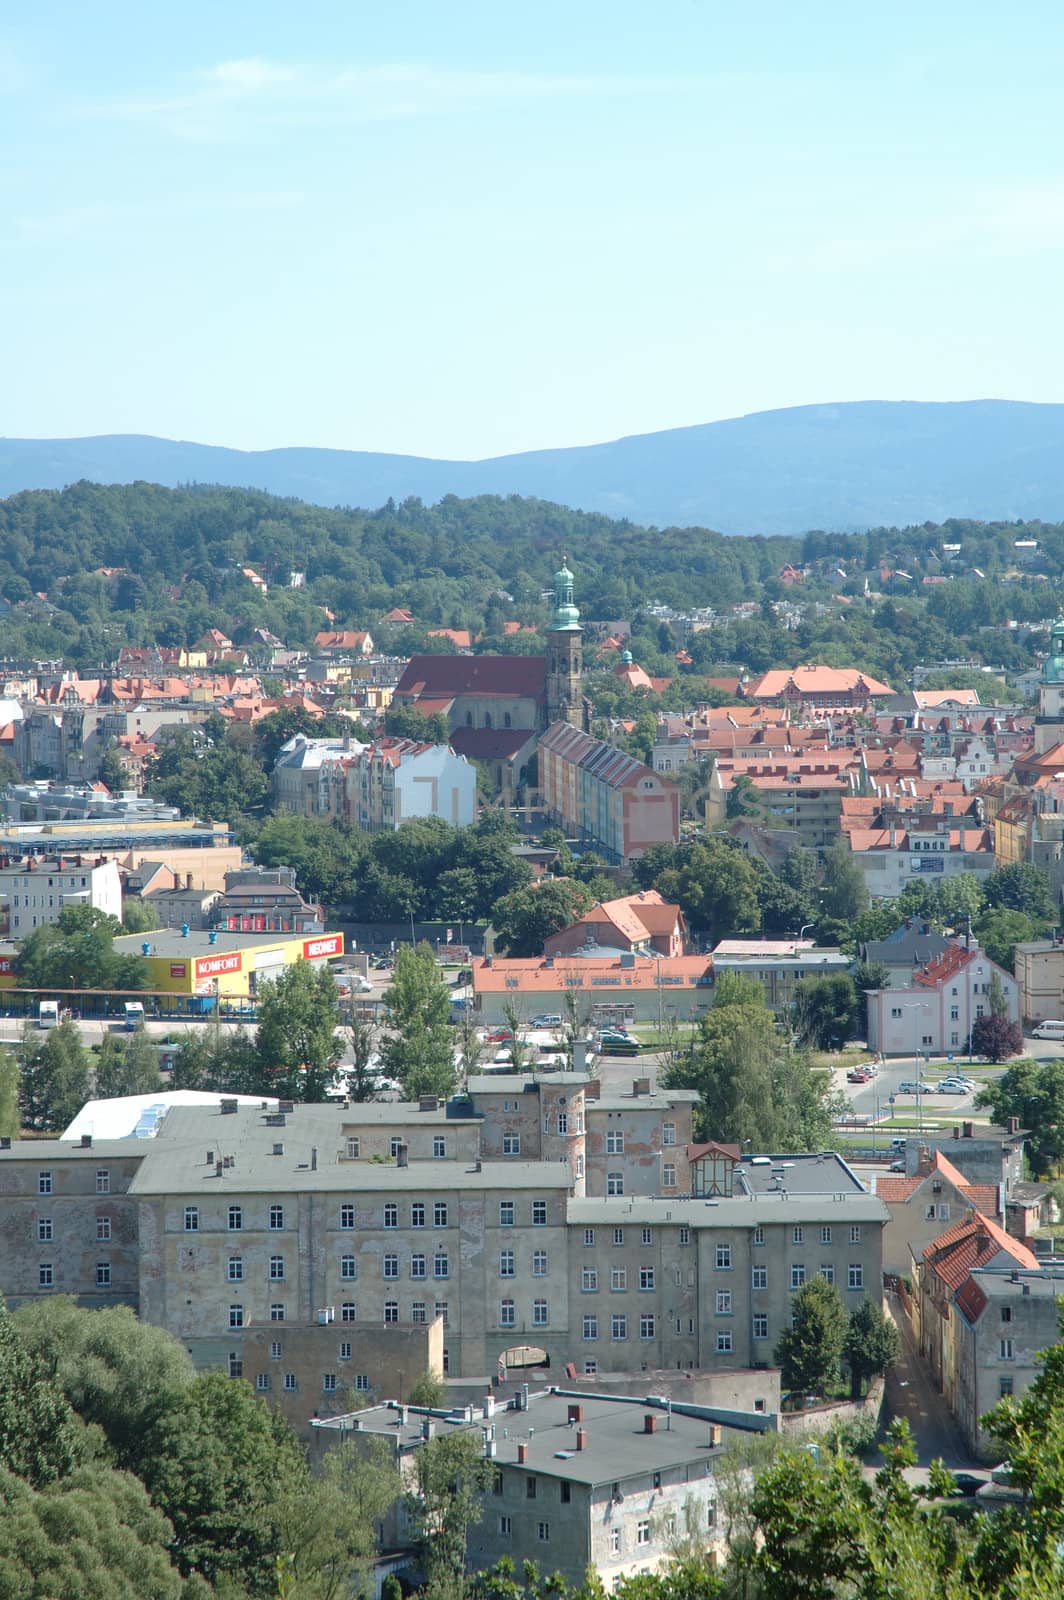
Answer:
[551, 557, 581, 632]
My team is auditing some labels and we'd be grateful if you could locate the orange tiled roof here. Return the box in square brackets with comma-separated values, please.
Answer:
[746, 665, 894, 699]
[921, 1213, 1037, 1292]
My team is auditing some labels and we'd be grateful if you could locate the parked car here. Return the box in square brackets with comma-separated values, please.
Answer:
[487, 1028, 515, 1043]
[896, 1080, 924, 1095]
[951, 1472, 987, 1497]
[847, 1066, 871, 1083]
[934, 1079, 971, 1095]
[529, 1014, 563, 1029]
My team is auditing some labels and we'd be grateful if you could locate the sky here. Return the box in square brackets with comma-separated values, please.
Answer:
[3, 0, 1064, 459]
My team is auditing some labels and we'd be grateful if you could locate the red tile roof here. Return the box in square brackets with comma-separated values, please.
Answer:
[395, 654, 546, 702]
[921, 1214, 1037, 1293]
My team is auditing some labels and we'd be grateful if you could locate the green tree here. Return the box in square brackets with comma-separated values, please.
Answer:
[345, 1011, 382, 1101]
[138, 1369, 308, 1595]
[19, 1020, 91, 1133]
[818, 840, 867, 923]
[93, 1030, 162, 1099]
[252, 705, 350, 770]
[773, 1276, 847, 1397]
[652, 838, 762, 942]
[0, 1046, 19, 1139]
[934, 872, 986, 927]
[977, 1057, 1064, 1175]
[983, 861, 1056, 922]
[120, 898, 161, 935]
[851, 960, 890, 1037]
[792, 973, 858, 1050]
[407, 1369, 446, 1408]
[250, 814, 361, 906]
[490, 879, 595, 958]
[0, 1296, 79, 1486]
[273, 1436, 399, 1600]
[381, 942, 456, 1098]
[842, 1298, 900, 1400]
[711, 970, 765, 1009]
[97, 746, 127, 793]
[974, 906, 1040, 972]
[17, 904, 149, 993]
[385, 703, 451, 743]
[406, 1430, 492, 1594]
[255, 960, 343, 1102]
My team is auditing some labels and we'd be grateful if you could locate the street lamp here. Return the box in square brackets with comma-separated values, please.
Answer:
[902, 1001, 928, 1136]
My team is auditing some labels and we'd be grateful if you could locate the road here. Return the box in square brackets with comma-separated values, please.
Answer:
[883, 1289, 982, 1480]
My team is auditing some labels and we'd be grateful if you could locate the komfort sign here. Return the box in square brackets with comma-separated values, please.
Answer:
[194, 950, 243, 981]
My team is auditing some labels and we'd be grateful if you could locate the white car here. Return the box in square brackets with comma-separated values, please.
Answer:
[934, 1079, 972, 1095]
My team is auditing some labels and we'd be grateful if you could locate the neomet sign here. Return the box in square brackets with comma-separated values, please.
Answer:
[194, 951, 243, 981]
[303, 934, 344, 961]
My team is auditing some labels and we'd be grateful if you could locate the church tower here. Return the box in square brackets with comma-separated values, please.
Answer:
[546, 558, 585, 728]
[1036, 615, 1064, 753]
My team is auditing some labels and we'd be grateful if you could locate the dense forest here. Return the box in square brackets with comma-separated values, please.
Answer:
[0, 480, 1061, 683]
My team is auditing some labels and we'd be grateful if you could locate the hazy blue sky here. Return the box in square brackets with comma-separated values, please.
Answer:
[3, 1, 1063, 457]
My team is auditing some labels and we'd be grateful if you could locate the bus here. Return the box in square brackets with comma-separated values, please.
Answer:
[38, 1000, 60, 1029]
[124, 1001, 146, 1031]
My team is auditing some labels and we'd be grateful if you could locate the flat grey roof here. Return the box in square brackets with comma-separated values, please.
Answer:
[466, 1073, 592, 1094]
[0, 1137, 148, 1162]
[972, 1269, 1064, 1299]
[567, 1192, 889, 1227]
[338, 1102, 479, 1127]
[736, 1152, 866, 1196]
[130, 1105, 573, 1194]
[318, 1390, 766, 1485]
[112, 929, 306, 958]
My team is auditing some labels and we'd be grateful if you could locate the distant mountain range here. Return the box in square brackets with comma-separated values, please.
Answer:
[3, 399, 1064, 535]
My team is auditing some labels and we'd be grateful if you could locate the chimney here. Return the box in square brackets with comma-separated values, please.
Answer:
[311, 1147, 318, 1171]
[963, 1121, 974, 1139]
[0, 1136, 10, 1150]
[644, 1413, 657, 1434]
[517, 1442, 528, 1464]
[576, 1428, 587, 1452]
[708, 1423, 722, 1447]
[1008, 1116, 1020, 1135]
[419, 1096, 439, 1113]
[567, 1403, 583, 1424]
[396, 1143, 409, 1168]
[186, 872, 193, 890]
[80, 1133, 92, 1148]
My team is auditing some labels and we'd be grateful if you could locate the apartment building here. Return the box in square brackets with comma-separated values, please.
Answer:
[846, 819, 995, 899]
[0, 1103, 887, 1432]
[0, 853, 122, 938]
[710, 940, 850, 1015]
[471, 953, 714, 1025]
[538, 722, 679, 863]
[865, 942, 1019, 1057]
[344, 740, 476, 832]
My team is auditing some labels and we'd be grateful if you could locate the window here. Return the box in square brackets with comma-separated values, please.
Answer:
[537, 1522, 550, 1543]
[532, 1250, 548, 1276]
[527, 1477, 538, 1502]
[228, 1354, 243, 1379]
[411, 1202, 426, 1228]
[637, 1521, 651, 1547]
[227, 1256, 244, 1281]
[791, 1265, 806, 1289]
[716, 1246, 732, 1270]
[557, 1113, 568, 1135]
[891, 1007, 902, 1019]
[1001, 1306, 1013, 1324]
[390, 1138, 402, 1159]
[499, 1515, 512, 1536]
[228, 1206, 243, 1231]
[613, 1227, 624, 1247]
[662, 1121, 676, 1146]
[533, 1299, 548, 1326]
[500, 1201, 515, 1227]
[493, 1470, 504, 1496]
[383, 1253, 399, 1279]
[384, 1203, 398, 1229]
[1000, 1376, 1014, 1397]
[435, 1302, 449, 1325]
[184, 1206, 199, 1232]
[338, 1339, 352, 1361]
[270, 1304, 285, 1321]
[340, 1204, 355, 1229]
[606, 1131, 624, 1155]
[384, 1302, 399, 1325]
[500, 1299, 516, 1327]
[611, 1267, 627, 1291]
[582, 1267, 598, 1292]
[96, 1169, 110, 1195]
[37, 1218, 52, 1242]
[583, 1227, 595, 1246]
[39, 1263, 53, 1287]
[561, 1482, 571, 1503]
[717, 1330, 733, 1353]
[640, 1313, 656, 1339]
[284, 1373, 297, 1392]
[434, 1203, 448, 1228]
[355, 1374, 370, 1392]
[322, 1373, 337, 1392]
[411, 1302, 427, 1323]
[611, 1314, 628, 1341]
[820, 1265, 835, 1285]
[503, 1134, 521, 1156]
[679, 1225, 690, 1245]
[532, 1201, 547, 1226]
[607, 1172, 624, 1196]
[753, 1225, 764, 1246]
[411, 1253, 427, 1278]
[38, 1172, 52, 1196]
[341, 1302, 356, 1322]
[640, 1267, 655, 1291]
[96, 1216, 111, 1241]
[848, 1265, 864, 1291]
[269, 1255, 285, 1281]
[434, 1252, 449, 1278]
[270, 1340, 282, 1359]
[792, 1226, 804, 1245]
[433, 1136, 446, 1158]
[752, 1265, 768, 1290]
[641, 1226, 653, 1246]
[1000, 1339, 1014, 1361]
[819, 1226, 832, 1245]
[849, 1225, 862, 1244]
[663, 1163, 677, 1188]
[341, 1255, 356, 1280]
[256, 1374, 271, 1391]
[346, 1137, 360, 1158]
[610, 1529, 621, 1555]
[583, 1315, 598, 1340]
[716, 1290, 732, 1315]
[229, 1305, 244, 1328]
[753, 1313, 768, 1340]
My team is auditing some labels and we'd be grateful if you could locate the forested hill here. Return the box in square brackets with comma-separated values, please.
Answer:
[2, 481, 1064, 685]
[5, 398, 1064, 533]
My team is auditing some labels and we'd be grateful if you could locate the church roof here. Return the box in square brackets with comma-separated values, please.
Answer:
[395, 654, 546, 703]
